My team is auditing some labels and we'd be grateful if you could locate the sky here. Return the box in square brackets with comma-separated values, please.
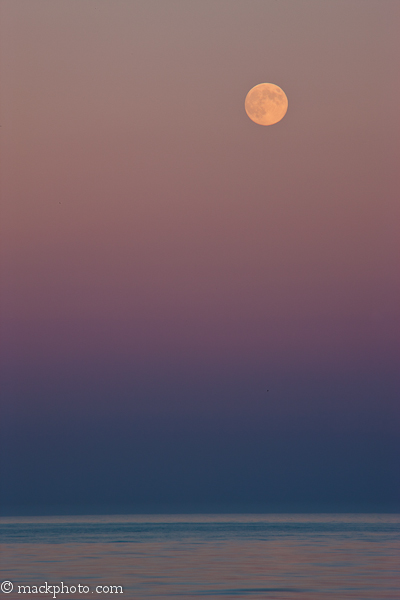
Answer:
[1, 0, 399, 515]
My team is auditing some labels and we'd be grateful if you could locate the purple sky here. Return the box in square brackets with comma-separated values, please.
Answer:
[1, 0, 399, 513]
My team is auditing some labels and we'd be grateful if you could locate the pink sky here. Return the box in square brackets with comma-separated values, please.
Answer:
[1, 0, 399, 415]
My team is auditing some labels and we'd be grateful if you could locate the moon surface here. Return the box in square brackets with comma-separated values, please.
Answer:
[245, 83, 288, 126]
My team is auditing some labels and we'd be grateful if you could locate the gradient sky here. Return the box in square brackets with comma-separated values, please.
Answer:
[1, 0, 399, 514]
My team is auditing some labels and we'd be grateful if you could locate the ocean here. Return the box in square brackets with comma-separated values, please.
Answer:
[0, 514, 399, 599]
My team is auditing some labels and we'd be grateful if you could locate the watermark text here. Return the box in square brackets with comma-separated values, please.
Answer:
[1, 581, 123, 597]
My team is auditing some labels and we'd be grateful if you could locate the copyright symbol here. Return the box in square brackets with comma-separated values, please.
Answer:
[1, 581, 13, 593]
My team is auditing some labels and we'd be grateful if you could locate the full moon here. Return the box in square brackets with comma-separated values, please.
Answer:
[245, 83, 288, 126]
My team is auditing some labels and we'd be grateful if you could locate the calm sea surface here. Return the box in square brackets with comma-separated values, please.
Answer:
[0, 514, 399, 599]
